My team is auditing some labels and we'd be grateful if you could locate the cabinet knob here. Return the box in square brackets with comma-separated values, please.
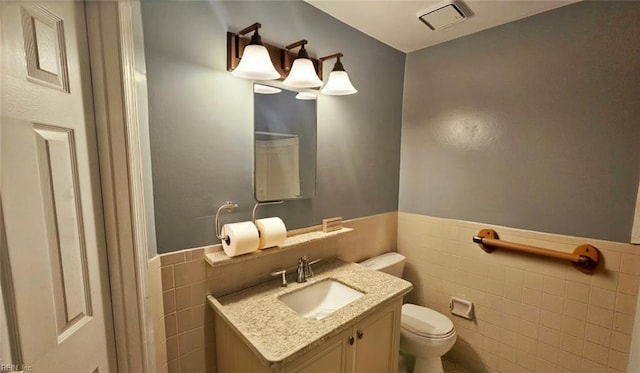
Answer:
[348, 335, 355, 345]
[357, 330, 364, 339]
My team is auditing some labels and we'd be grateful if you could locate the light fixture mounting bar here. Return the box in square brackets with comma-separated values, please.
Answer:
[285, 39, 308, 50]
[318, 52, 344, 80]
[237, 22, 261, 36]
[319, 52, 343, 62]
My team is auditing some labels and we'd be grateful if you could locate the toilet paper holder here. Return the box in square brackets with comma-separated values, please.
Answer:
[449, 297, 474, 320]
[215, 201, 239, 240]
[252, 200, 283, 223]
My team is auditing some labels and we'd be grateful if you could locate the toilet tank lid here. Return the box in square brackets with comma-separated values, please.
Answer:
[358, 252, 406, 270]
[401, 304, 454, 337]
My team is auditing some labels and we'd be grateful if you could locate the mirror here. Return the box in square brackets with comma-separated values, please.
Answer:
[253, 84, 317, 201]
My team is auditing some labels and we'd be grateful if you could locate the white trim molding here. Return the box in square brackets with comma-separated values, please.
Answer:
[0, 202, 23, 367]
[86, 1, 154, 372]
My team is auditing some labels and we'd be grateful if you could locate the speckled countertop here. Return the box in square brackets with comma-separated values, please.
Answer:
[207, 258, 412, 368]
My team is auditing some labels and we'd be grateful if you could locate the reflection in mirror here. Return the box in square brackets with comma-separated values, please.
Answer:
[254, 84, 317, 201]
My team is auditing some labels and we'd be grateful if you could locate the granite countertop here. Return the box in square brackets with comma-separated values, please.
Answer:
[207, 258, 412, 368]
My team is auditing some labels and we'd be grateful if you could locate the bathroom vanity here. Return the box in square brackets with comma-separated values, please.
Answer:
[207, 259, 412, 372]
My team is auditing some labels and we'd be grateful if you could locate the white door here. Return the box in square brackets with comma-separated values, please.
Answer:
[266, 137, 300, 199]
[1, 1, 116, 372]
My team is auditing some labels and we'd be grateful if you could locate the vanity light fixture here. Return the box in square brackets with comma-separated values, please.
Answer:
[283, 40, 323, 88]
[295, 92, 317, 100]
[319, 53, 357, 96]
[254, 84, 282, 94]
[228, 25, 350, 96]
[230, 23, 281, 81]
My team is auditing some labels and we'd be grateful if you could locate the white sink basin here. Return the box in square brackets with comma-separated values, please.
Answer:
[279, 279, 364, 320]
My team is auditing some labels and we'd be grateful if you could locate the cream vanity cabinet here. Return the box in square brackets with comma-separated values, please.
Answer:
[215, 299, 402, 373]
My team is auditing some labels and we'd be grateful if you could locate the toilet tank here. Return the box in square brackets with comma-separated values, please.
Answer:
[358, 252, 406, 278]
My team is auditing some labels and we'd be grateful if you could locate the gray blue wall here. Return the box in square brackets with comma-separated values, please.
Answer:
[399, 1, 640, 242]
[141, 1, 405, 253]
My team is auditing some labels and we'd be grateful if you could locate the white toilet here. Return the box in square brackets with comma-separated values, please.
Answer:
[359, 252, 456, 373]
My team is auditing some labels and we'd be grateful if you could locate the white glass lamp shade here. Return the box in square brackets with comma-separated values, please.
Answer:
[283, 58, 323, 88]
[321, 71, 357, 95]
[254, 84, 282, 94]
[295, 92, 317, 100]
[232, 44, 281, 81]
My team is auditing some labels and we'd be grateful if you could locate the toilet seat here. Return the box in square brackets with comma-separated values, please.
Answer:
[401, 304, 454, 338]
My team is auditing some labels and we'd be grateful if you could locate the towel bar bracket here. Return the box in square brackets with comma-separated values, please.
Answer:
[475, 229, 499, 253]
[573, 244, 599, 274]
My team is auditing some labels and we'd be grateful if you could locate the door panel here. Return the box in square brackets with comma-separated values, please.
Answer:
[20, 4, 70, 92]
[1, 1, 115, 371]
[255, 137, 300, 200]
[286, 328, 352, 373]
[34, 125, 92, 339]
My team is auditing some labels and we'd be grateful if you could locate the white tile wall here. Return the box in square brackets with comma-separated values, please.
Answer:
[398, 212, 639, 373]
[153, 212, 398, 373]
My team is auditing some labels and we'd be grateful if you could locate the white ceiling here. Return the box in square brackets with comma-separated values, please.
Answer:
[305, 0, 580, 53]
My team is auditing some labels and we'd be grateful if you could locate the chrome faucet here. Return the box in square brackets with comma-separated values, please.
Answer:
[296, 256, 319, 283]
[297, 257, 308, 283]
[273, 257, 321, 287]
[302, 256, 313, 278]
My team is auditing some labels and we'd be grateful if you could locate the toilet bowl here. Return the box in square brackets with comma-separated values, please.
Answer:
[359, 252, 456, 373]
[400, 304, 457, 372]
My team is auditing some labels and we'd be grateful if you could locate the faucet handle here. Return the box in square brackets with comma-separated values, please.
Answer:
[271, 269, 288, 287]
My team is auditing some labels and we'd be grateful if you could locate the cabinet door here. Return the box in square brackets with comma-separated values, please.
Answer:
[215, 314, 272, 373]
[354, 302, 401, 373]
[286, 328, 353, 373]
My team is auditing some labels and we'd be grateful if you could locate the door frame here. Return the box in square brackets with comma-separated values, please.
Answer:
[85, 1, 154, 372]
[0, 1, 153, 371]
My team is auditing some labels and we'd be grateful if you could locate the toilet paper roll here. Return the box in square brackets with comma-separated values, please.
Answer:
[221, 221, 259, 257]
[255, 217, 287, 249]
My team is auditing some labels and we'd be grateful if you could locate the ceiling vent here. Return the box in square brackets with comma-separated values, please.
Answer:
[417, 1, 468, 31]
